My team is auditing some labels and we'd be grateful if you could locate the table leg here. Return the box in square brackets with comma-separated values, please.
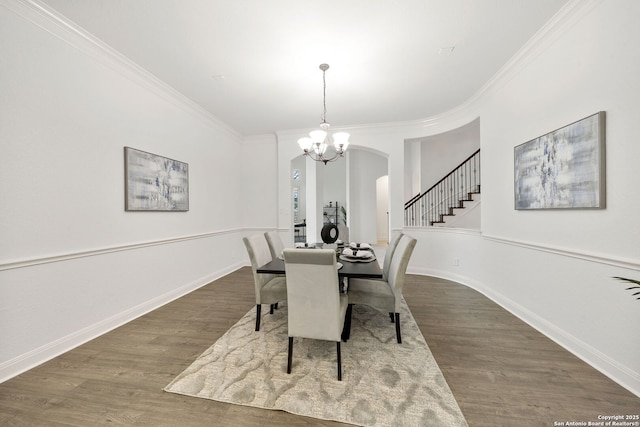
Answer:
[341, 303, 353, 342]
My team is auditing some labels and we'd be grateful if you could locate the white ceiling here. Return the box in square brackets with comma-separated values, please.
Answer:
[40, 0, 570, 136]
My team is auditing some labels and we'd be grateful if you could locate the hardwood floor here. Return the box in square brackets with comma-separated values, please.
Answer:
[403, 275, 639, 426]
[1, 268, 637, 426]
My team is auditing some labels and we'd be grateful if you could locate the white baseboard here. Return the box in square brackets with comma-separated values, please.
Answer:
[0, 261, 244, 383]
[407, 266, 640, 398]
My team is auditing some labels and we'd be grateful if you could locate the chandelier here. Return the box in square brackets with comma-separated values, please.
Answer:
[297, 64, 350, 165]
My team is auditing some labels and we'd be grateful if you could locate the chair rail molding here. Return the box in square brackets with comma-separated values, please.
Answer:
[405, 227, 640, 271]
[482, 234, 640, 271]
[0, 228, 246, 271]
[0, 260, 242, 383]
[405, 227, 640, 396]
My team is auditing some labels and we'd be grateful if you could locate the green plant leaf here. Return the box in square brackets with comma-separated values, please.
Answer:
[612, 277, 640, 301]
[613, 276, 640, 286]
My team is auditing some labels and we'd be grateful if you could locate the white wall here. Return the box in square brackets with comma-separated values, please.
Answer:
[408, 0, 639, 395]
[418, 118, 480, 191]
[376, 175, 390, 243]
[277, 0, 640, 396]
[346, 150, 387, 243]
[480, 2, 640, 260]
[278, 124, 419, 246]
[474, 0, 640, 394]
[319, 157, 346, 208]
[241, 134, 279, 229]
[3, 0, 639, 397]
[404, 140, 421, 200]
[0, 2, 251, 381]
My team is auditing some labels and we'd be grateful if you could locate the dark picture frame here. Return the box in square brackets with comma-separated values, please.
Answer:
[124, 147, 189, 211]
[514, 111, 606, 210]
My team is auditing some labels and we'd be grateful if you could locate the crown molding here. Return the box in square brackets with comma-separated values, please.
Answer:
[4, 0, 602, 141]
[394, 0, 602, 135]
[275, 0, 602, 139]
[2, 0, 242, 139]
[463, 0, 603, 111]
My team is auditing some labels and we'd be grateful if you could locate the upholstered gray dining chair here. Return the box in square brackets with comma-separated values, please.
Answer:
[282, 248, 349, 381]
[264, 230, 285, 261]
[243, 234, 287, 331]
[346, 234, 416, 344]
[382, 231, 403, 281]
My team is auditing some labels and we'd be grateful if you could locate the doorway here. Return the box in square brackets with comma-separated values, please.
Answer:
[376, 175, 389, 244]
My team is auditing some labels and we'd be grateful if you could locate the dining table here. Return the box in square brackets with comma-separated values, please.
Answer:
[256, 243, 383, 342]
[256, 244, 383, 280]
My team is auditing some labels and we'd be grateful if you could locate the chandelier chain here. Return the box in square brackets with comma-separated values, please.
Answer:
[322, 67, 327, 125]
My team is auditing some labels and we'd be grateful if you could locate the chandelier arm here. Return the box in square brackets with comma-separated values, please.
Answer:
[303, 145, 345, 164]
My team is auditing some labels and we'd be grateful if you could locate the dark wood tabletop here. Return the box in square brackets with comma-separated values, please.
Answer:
[257, 251, 383, 279]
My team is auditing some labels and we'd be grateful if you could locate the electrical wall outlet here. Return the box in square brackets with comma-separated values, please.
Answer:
[453, 258, 460, 266]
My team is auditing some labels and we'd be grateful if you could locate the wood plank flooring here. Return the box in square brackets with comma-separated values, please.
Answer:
[1, 268, 638, 426]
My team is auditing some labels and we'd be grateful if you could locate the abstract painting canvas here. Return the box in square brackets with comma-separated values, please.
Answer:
[514, 112, 605, 210]
[125, 147, 189, 211]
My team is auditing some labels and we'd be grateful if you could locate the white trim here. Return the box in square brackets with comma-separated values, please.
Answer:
[405, 226, 482, 237]
[482, 234, 640, 271]
[0, 229, 246, 271]
[0, 262, 244, 383]
[470, 0, 602, 110]
[0, 0, 599, 142]
[1, 0, 241, 139]
[407, 265, 640, 398]
[405, 226, 640, 271]
[275, 0, 600, 138]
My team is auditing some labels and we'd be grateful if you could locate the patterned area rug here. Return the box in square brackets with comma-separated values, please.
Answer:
[164, 299, 467, 427]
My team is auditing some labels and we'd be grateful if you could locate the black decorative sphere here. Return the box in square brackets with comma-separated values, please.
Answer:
[320, 223, 339, 244]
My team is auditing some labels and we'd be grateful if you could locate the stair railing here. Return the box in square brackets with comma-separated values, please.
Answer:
[405, 149, 480, 226]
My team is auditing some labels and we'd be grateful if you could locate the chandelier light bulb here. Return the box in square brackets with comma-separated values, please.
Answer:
[298, 137, 313, 151]
[314, 143, 328, 156]
[332, 132, 350, 151]
[309, 130, 327, 144]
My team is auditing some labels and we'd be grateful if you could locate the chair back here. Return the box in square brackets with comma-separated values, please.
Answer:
[382, 231, 403, 280]
[243, 234, 277, 293]
[283, 249, 343, 341]
[264, 230, 285, 260]
[387, 235, 417, 299]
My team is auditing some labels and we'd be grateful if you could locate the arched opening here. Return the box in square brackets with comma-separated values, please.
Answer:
[291, 147, 388, 244]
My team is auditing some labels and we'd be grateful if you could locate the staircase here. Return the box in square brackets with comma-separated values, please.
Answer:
[405, 149, 480, 227]
[431, 188, 481, 228]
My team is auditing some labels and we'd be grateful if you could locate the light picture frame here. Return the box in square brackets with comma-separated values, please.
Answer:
[514, 111, 606, 210]
[124, 147, 189, 211]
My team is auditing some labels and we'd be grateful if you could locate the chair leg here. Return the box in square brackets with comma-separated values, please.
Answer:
[336, 342, 342, 381]
[274, 302, 279, 310]
[389, 312, 395, 323]
[287, 337, 294, 374]
[255, 305, 262, 331]
[270, 304, 274, 314]
[394, 312, 402, 344]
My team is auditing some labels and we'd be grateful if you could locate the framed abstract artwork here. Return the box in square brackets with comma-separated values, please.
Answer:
[124, 147, 189, 211]
[514, 111, 605, 210]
